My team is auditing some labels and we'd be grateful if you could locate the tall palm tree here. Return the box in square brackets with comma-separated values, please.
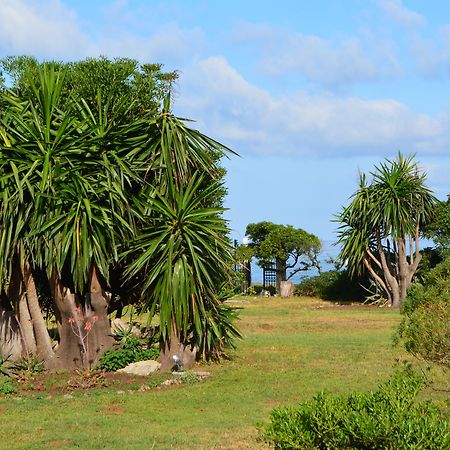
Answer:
[337, 154, 436, 307]
[126, 174, 240, 369]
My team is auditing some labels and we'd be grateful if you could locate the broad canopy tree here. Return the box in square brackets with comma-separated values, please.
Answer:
[336, 154, 436, 308]
[245, 222, 321, 293]
[0, 57, 239, 370]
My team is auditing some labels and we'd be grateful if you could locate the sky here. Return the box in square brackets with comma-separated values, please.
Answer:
[1, 0, 450, 249]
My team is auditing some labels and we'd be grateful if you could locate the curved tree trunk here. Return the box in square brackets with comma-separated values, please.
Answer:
[23, 262, 54, 362]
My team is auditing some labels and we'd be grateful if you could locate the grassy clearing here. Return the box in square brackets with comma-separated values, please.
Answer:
[0, 296, 424, 449]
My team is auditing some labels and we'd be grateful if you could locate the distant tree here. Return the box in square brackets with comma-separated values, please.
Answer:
[336, 154, 436, 308]
[245, 222, 321, 293]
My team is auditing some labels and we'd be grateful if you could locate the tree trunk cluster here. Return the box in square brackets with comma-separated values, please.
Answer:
[3, 258, 113, 370]
[363, 226, 421, 308]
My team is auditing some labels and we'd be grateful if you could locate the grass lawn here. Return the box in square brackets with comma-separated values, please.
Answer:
[0, 296, 429, 449]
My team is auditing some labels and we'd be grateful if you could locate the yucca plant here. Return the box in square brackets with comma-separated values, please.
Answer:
[126, 174, 240, 369]
[336, 154, 436, 307]
[0, 60, 239, 370]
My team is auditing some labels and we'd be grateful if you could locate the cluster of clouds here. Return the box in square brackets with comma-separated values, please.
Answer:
[1, 0, 450, 162]
[176, 56, 448, 158]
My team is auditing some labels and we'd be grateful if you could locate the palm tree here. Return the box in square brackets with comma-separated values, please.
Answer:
[0, 62, 239, 369]
[336, 154, 436, 307]
[0, 65, 128, 367]
[126, 174, 240, 369]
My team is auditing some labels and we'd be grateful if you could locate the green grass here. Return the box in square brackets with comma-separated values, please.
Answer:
[0, 297, 425, 449]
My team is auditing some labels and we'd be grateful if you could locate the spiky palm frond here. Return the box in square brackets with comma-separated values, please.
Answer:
[125, 174, 233, 344]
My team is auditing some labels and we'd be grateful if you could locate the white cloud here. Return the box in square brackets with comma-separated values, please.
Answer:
[93, 23, 206, 65]
[378, 0, 425, 28]
[0, 0, 206, 66]
[176, 56, 449, 158]
[0, 0, 90, 58]
[230, 22, 398, 88]
[410, 25, 450, 78]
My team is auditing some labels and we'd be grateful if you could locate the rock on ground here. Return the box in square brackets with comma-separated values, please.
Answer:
[117, 360, 161, 376]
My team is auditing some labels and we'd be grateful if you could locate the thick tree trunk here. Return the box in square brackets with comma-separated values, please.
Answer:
[395, 232, 422, 308]
[22, 263, 54, 362]
[48, 273, 82, 370]
[9, 260, 37, 356]
[276, 259, 286, 294]
[159, 321, 197, 371]
[390, 287, 401, 308]
[86, 266, 114, 365]
[366, 226, 423, 309]
[48, 266, 113, 370]
[17, 290, 37, 356]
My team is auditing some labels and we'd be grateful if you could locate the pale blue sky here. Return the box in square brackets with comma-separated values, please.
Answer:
[1, 0, 450, 243]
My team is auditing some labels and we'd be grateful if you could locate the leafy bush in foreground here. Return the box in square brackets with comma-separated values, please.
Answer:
[397, 257, 450, 368]
[262, 367, 450, 449]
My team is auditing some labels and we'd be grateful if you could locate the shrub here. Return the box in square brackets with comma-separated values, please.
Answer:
[0, 376, 16, 395]
[397, 257, 450, 368]
[67, 368, 108, 390]
[262, 367, 450, 449]
[294, 270, 367, 302]
[12, 354, 45, 376]
[97, 336, 159, 372]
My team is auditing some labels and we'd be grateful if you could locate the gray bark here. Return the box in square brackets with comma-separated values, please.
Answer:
[0, 309, 22, 361]
[159, 322, 197, 372]
[23, 263, 54, 362]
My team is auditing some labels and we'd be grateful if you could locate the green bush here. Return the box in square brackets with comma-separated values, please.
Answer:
[397, 257, 450, 368]
[12, 354, 45, 376]
[97, 336, 159, 372]
[294, 270, 367, 302]
[262, 367, 450, 449]
[0, 376, 16, 395]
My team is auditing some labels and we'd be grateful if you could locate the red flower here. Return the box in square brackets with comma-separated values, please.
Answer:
[92, 315, 99, 322]
[74, 306, 81, 314]
[68, 317, 75, 324]
[84, 321, 92, 331]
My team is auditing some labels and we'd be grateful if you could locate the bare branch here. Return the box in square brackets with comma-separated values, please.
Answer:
[363, 257, 390, 297]
[367, 248, 382, 270]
